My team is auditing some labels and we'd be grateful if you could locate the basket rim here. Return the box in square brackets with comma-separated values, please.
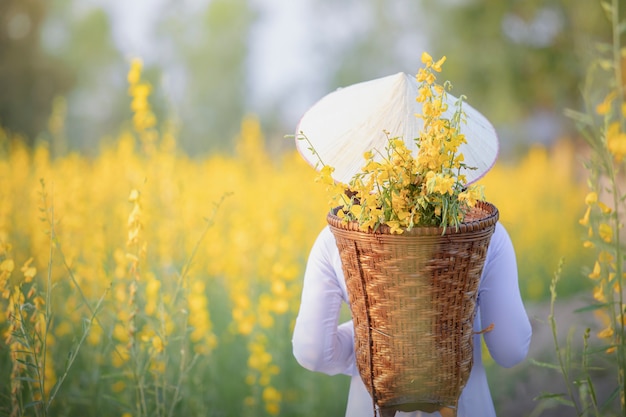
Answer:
[327, 200, 499, 236]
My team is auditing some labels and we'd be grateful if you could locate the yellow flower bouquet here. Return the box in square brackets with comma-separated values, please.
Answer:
[297, 53, 495, 234]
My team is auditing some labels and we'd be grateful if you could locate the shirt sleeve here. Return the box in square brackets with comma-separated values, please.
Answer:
[479, 223, 533, 368]
[292, 227, 357, 376]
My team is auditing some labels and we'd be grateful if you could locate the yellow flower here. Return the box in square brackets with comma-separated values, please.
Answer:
[386, 220, 403, 234]
[596, 91, 616, 116]
[426, 173, 455, 195]
[262, 386, 282, 403]
[431, 56, 447, 72]
[21, 258, 36, 283]
[579, 207, 590, 226]
[597, 201, 612, 214]
[584, 191, 598, 205]
[265, 403, 280, 416]
[349, 204, 362, 218]
[0, 259, 14, 273]
[593, 283, 606, 303]
[127, 58, 143, 85]
[112, 381, 126, 393]
[150, 335, 165, 353]
[272, 298, 289, 314]
[316, 165, 335, 185]
[607, 122, 626, 161]
[417, 85, 432, 102]
[421, 51, 433, 66]
[588, 261, 601, 280]
[458, 186, 483, 207]
[598, 250, 614, 263]
[598, 223, 613, 243]
[597, 326, 614, 339]
[416, 68, 436, 85]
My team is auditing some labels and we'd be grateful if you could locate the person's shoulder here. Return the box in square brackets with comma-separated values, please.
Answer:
[312, 226, 338, 253]
[487, 222, 514, 256]
[493, 222, 508, 239]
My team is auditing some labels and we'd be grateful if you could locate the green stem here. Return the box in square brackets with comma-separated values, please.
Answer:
[172, 192, 230, 305]
[549, 258, 582, 415]
[41, 183, 54, 417]
[167, 193, 228, 416]
[46, 288, 108, 412]
[610, 0, 625, 410]
[582, 328, 600, 417]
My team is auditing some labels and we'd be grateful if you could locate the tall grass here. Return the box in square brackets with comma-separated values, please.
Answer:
[532, 0, 626, 415]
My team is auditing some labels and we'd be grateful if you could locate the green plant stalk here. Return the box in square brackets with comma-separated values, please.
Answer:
[173, 192, 230, 304]
[549, 257, 582, 415]
[129, 260, 148, 417]
[609, 0, 625, 409]
[37, 180, 112, 414]
[167, 193, 228, 417]
[582, 328, 600, 417]
[46, 288, 108, 412]
[607, 148, 625, 411]
[14, 302, 43, 416]
[40, 183, 54, 417]
[155, 304, 167, 417]
[166, 299, 191, 417]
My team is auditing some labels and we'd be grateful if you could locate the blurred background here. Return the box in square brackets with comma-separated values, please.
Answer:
[0, 0, 607, 155]
[0, 0, 621, 416]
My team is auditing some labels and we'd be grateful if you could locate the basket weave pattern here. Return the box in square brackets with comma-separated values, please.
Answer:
[327, 201, 499, 413]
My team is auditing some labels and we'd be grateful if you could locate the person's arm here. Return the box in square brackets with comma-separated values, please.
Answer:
[479, 223, 532, 368]
[292, 227, 356, 376]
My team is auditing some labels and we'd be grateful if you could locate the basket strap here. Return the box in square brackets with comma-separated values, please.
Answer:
[352, 240, 378, 417]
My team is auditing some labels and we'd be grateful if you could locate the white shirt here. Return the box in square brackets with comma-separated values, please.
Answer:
[292, 223, 532, 417]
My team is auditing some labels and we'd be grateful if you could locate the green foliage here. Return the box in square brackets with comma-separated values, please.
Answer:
[531, 0, 626, 415]
[0, 0, 73, 145]
[421, 0, 610, 150]
[42, 4, 127, 154]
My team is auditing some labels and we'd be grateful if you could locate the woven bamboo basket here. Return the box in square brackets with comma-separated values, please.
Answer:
[327, 201, 499, 415]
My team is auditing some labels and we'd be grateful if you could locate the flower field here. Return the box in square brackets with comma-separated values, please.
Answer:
[0, 64, 592, 417]
[0, 124, 592, 417]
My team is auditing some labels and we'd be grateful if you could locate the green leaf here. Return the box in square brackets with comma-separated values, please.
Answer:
[529, 358, 562, 370]
[24, 400, 43, 409]
[533, 392, 576, 407]
[600, 386, 620, 411]
[584, 344, 615, 355]
[16, 359, 39, 369]
[563, 108, 594, 126]
[15, 376, 39, 383]
[574, 303, 611, 313]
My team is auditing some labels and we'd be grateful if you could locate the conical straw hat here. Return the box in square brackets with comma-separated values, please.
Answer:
[295, 72, 499, 185]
